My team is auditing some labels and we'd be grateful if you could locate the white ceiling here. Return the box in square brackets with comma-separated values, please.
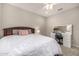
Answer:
[9, 3, 79, 17]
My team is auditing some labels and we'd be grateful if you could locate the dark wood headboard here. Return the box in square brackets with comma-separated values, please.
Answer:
[3, 27, 35, 36]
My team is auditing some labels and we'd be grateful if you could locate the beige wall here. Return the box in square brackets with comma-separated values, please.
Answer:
[2, 4, 46, 35]
[0, 4, 3, 37]
[46, 6, 79, 47]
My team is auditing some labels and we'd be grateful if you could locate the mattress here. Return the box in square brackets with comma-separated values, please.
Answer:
[0, 34, 62, 56]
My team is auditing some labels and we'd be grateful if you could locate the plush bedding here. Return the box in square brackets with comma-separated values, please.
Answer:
[0, 34, 62, 56]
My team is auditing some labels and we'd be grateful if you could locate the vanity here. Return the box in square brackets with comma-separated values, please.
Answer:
[50, 24, 72, 48]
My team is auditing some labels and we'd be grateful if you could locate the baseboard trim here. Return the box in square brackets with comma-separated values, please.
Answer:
[72, 45, 79, 48]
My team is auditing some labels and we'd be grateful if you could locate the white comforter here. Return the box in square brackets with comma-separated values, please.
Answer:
[0, 34, 62, 56]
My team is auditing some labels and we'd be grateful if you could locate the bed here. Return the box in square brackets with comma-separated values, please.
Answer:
[0, 27, 62, 56]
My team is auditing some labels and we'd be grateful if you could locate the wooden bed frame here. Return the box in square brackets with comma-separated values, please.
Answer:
[3, 27, 35, 36]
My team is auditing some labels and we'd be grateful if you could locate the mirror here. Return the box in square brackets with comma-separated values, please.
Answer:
[52, 24, 72, 48]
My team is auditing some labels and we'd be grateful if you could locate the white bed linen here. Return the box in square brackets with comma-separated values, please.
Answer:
[0, 34, 62, 56]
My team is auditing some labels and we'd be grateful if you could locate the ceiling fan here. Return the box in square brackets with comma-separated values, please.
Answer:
[43, 3, 56, 14]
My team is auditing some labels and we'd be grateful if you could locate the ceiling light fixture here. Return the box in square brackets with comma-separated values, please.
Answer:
[43, 3, 56, 14]
[43, 3, 56, 10]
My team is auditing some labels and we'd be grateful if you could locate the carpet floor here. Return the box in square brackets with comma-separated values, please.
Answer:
[61, 45, 79, 56]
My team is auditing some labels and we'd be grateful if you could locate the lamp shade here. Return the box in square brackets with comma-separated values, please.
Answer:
[35, 27, 40, 34]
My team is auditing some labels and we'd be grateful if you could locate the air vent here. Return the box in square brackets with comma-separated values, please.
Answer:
[57, 8, 63, 11]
